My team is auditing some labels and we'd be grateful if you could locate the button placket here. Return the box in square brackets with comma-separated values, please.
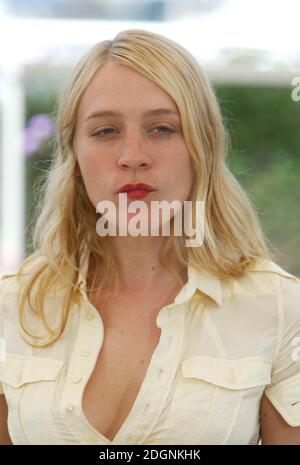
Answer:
[84, 309, 96, 321]
[81, 348, 91, 357]
[72, 374, 82, 384]
[69, 346, 92, 385]
[65, 404, 74, 413]
[114, 307, 185, 445]
[59, 300, 105, 444]
[226, 367, 236, 384]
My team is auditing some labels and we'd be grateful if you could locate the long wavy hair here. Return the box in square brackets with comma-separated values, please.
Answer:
[7, 29, 272, 347]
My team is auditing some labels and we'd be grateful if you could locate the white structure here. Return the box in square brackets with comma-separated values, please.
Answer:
[0, 63, 25, 272]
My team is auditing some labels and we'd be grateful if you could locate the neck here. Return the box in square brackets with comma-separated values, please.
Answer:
[111, 235, 186, 291]
[88, 235, 187, 295]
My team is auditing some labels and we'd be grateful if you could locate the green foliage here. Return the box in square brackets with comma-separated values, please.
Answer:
[215, 85, 300, 275]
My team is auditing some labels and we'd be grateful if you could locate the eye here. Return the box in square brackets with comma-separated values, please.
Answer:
[152, 126, 174, 134]
[91, 125, 175, 138]
[92, 127, 117, 137]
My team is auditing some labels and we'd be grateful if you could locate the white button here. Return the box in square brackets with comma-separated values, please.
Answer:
[226, 368, 236, 383]
[85, 310, 95, 321]
[72, 374, 82, 383]
[65, 404, 74, 413]
[81, 348, 91, 357]
[158, 368, 164, 377]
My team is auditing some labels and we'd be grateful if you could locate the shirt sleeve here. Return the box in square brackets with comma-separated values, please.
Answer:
[0, 275, 6, 396]
[264, 275, 300, 427]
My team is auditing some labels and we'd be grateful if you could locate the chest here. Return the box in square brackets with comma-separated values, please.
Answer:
[81, 294, 168, 442]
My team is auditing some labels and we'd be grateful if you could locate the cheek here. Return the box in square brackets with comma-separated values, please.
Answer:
[77, 154, 113, 205]
[171, 154, 194, 195]
[78, 147, 112, 184]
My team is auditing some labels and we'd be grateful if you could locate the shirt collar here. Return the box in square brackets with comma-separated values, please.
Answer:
[77, 250, 222, 307]
[173, 263, 222, 307]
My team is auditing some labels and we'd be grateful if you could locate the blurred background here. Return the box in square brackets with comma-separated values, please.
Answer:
[0, 0, 299, 275]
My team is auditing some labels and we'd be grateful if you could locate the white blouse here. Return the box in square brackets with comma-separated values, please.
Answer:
[0, 256, 300, 445]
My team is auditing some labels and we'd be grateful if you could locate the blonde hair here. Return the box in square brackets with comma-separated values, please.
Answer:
[9, 29, 272, 347]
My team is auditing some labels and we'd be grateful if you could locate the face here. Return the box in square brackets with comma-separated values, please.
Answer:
[73, 60, 194, 234]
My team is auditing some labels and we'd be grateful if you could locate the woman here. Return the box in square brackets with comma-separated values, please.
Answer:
[0, 29, 300, 445]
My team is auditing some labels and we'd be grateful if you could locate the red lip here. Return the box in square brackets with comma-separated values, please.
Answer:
[118, 183, 155, 193]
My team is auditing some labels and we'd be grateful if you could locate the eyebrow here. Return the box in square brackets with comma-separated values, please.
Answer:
[84, 108, 180, 122]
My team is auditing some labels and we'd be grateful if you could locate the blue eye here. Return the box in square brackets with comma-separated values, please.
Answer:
[152, 126, 173, 134]
[92, 128, 116, 137]
[91, 126, 174, 137]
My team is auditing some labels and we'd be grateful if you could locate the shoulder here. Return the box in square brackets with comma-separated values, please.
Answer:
[0, 271, 21, 295]
[0, 272, 22, 323]
[0, 263, 70, 299]
[0, 272, 24, 330]
[0, 273, 20, 348]
[0, 269, 67, 349]
[220, 258, 299, 316]
[245, 258, 300, 323]
[244, 258, 299, 293]
[247, 258, 298, 281]
[0, 271, 29, 317]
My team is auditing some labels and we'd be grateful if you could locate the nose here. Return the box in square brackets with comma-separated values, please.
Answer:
[116, 132, 152, 171]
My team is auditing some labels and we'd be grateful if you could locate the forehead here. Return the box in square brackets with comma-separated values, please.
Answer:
[76, 60, 179, 119]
